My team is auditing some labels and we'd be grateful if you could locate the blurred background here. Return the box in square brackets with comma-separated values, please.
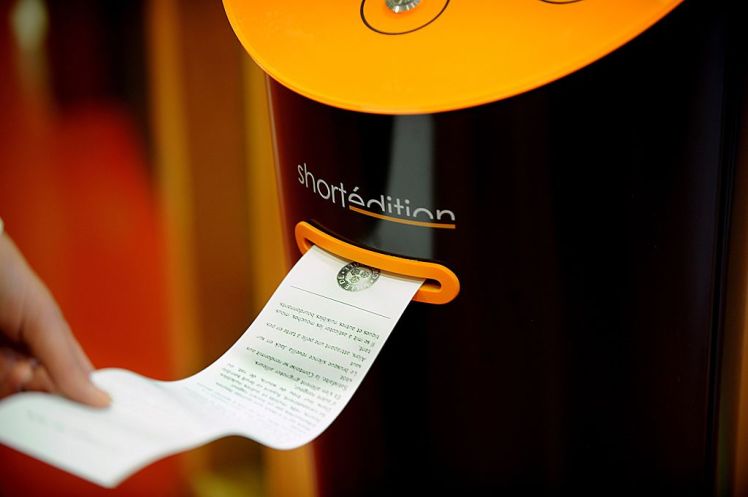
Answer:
[0, 0, 315, 495]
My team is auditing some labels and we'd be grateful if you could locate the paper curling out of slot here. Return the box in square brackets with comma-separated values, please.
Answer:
[0, 245, 424, 487]
[295, 221, 459, 305]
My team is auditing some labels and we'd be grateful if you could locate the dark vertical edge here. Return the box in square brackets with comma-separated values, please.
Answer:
[710, 0, 748, 494]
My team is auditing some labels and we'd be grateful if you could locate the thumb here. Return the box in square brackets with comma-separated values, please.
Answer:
[20, 302, 111, 407]
[0, 233, 110, 407]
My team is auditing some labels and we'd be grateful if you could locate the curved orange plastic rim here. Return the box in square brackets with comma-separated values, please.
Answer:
[223, 0, 683, 114]
[295, 222, 460, 305]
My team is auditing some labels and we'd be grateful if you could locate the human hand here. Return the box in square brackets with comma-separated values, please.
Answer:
[0, 226, 110, 407]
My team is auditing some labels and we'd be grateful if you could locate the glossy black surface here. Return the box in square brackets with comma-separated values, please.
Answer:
[268, 2, 744, 495]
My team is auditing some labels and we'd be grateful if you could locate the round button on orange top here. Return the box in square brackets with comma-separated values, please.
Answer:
[223, 0, 683, 114]
[362, 0, 449, 34]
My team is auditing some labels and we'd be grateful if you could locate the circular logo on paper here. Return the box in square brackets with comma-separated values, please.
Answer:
[337, 262, 380, 292]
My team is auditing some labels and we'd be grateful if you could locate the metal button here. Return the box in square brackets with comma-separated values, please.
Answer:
[386, 0, 421, 14]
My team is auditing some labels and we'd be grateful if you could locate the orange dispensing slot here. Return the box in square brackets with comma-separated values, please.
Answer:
[295, 221, 459, 305]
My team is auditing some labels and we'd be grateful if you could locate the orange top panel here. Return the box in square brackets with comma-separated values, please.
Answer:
[223, 0, 683, 114]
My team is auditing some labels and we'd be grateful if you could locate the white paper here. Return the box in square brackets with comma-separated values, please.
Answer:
[0, 246, 422, 487]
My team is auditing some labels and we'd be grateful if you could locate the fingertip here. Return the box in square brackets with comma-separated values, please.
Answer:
[73, 376, 111, 408]
[24, 363, 54, 392]
[7, 359, 34, 393]
[55, 370, 112, 408]
[88, 385, 112, 408]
